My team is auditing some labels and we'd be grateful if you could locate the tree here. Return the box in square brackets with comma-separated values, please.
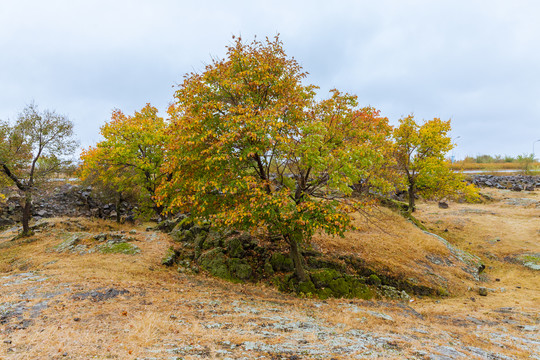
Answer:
[0, 103, 77, 235]
[158, 36, 391, 281]
[393, 115, 477, 212]
[79, 104, 168, 219]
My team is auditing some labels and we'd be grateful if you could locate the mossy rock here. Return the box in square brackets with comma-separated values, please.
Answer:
[227, 237, 245, 258]
[264, 260, 275, 276]
[237, 233, 257, 250]
[228, 258, 253, 280]
[161, 247, 179, 266]
[270, 253, 294, 272]
[202, 232, 222, 250]
[307, 257, 346, 271]
[350, 281, 374, 300]
[99, 241, 140, 255]
[367, 274, 382, 286]
[297, 280, 316, 295]
[378, 285, 411, 301]
[194, 232, 208, 251]
[199, 248, 230, 279]
[310, 268, 341, 288]
[329, 277, 350, 297]
[199, 248, 226, 269]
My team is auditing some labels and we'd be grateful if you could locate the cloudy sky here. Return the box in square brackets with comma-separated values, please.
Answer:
[1, 0, 539, 158]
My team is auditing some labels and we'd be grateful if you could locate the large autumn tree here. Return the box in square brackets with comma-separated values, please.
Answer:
[159, 36, 391, 281]
[393, 115, 477, 211]
[80, 104, 168, 219]
[0, 103, 77, 235]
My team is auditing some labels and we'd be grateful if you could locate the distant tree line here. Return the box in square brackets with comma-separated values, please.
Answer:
[461, 154, 535, 164]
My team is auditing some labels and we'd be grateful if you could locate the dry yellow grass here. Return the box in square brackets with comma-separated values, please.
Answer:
[0, 188, 538, 359]
[449, 161, 540, 171]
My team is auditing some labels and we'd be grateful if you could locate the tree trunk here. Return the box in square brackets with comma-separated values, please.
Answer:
[285, 234, 309, 282]
[407, 183, 416, 213]
[22, 190, 33, 236]
[115, 193, 121, 223]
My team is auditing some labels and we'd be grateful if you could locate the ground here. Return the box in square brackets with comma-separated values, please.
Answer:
[0, 187, 538, 359]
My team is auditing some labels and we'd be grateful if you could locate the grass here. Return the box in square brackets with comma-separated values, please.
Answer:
[0, 189, 538, 358]
[450, 161, 540, 171]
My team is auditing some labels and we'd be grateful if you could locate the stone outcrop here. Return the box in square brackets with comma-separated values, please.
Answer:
[469, 174, 539, 191]
[0, 184, 136, 227]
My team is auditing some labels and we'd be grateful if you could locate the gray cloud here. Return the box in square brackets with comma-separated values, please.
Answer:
[1, 0, 539, 157]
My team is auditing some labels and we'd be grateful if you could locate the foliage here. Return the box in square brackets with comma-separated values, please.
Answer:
[0, 103, 77, 235]
[516, 153, 534, 174]
[393, 115, 478, 211]
[79, 104, 168, 219]
[462, 154, 517, 164]
[158, 36, 391, 280]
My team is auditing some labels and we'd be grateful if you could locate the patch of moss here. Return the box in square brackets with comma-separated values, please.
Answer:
[367, 274, 382, 286]
[270, 253, 294, 272]
[227, 237, 245, 258]
[275, 269, 374, 300]
[227, 258, 253, 281]
[521, 254, 540, 264]
[310, 268, 340, 288]
[161, 247, 179, 266]
[99, 242, 140, 255]
[329, 277, 350, 297]
[297, 280, 316, 295]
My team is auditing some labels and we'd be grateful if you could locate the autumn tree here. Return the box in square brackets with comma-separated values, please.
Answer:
[0, 103, 77, 235]
[393, 115, 477, 212]
[80, 104, 168, 219]
[159, 36, 391, 281]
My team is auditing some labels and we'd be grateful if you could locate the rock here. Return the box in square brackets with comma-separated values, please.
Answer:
[368, 311, 394, 321]
[227, 237, 245, 258]
[478, 287, 488, 296]
[438, 201, 449, 209]
[162, 247, 180, 266]
[269, 253, 294, 272]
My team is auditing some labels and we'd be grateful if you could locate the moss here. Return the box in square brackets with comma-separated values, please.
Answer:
[297, 280, 316, 295]
[307, 257, 346, 272]
[161, 247, 179, 266]
[99, 242, 140, 255]
[202, 232, 221, 250]
[329, 277, 350, 297]
[367, 274, 382, 286]
[264, 260, 275, 276]
[350, 281, 374, 300]
[199, 248, 230, 279]
[270, 253, 294, 272]
[310, 269, 340, 288]
[437, 286, 450, 297]
[521, 254, 540, 264]
[228, 258, 253, 280]
[227, 237, 245, 258]
[317, 287, 334, 300]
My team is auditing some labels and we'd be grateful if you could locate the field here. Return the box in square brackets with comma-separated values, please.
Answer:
[449, 161, 540, 172]
[0, 187, 538, 359]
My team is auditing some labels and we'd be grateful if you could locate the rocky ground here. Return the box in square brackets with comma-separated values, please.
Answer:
[0, 185, 538, 359]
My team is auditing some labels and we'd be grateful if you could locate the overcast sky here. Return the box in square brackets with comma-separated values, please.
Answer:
[1, 0, 539, 158]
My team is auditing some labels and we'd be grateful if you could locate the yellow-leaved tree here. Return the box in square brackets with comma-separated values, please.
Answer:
[393, 115, 478, 212]
[158, 36, 392, 281]
[80, 104, 169, 219]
